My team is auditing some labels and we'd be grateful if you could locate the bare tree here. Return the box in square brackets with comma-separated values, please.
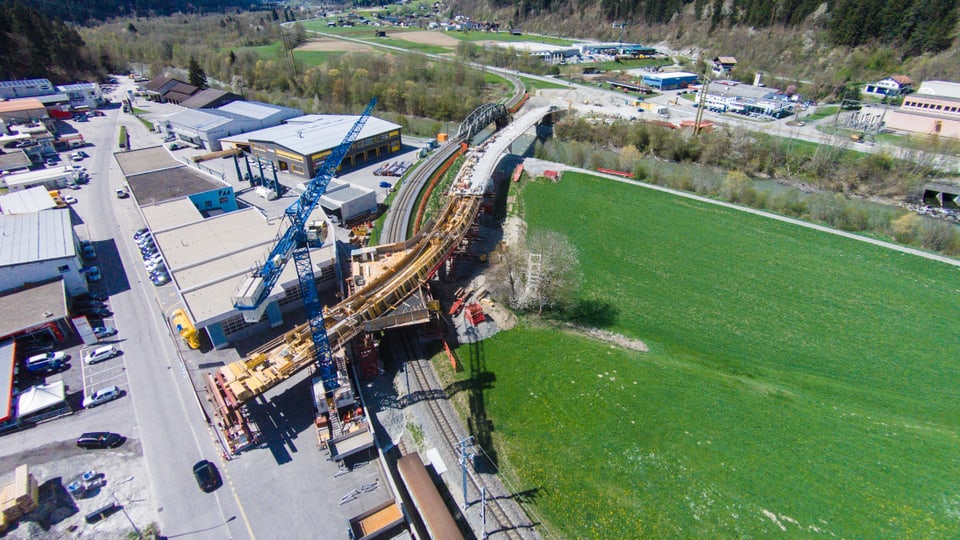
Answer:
[491, 230, 581, 314]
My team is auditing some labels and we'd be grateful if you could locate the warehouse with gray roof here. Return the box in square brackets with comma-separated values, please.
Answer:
[115, 146, 338, 349]
[162, 100, 302, 151]
[0, 209, 86, 296]
[221, 114, 402, 179]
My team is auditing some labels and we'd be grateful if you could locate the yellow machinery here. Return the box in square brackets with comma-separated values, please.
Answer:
[171, 308, 200, 349]
[210, 195, 481, 405]
[191, 147, 241, 163]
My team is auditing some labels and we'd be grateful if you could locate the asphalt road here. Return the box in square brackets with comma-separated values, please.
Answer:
[70, 82, 253, 540]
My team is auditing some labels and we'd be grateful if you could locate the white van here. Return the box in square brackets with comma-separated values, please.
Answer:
[85, 345, 119, 365]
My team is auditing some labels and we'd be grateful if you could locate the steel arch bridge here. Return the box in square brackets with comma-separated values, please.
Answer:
[457, 103, 510, 140]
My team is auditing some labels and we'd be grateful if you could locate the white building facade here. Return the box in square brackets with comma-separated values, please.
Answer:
[0, 209, 87, 296]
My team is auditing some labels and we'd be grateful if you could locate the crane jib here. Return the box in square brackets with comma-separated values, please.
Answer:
[236, 97, 379, 313]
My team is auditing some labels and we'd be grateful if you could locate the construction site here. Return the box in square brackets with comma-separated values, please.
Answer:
[181, 98, 555, 538]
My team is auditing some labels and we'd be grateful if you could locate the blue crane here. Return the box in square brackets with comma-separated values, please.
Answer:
[234, 97, 378, 391]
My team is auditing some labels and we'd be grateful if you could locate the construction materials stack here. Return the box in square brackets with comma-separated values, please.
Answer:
[0, 464, 40, 531]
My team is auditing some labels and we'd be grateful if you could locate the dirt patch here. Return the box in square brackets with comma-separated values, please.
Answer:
[295, 38, 372, 53]
[394, 31, 459, 47]
[568, 324, 649, 352]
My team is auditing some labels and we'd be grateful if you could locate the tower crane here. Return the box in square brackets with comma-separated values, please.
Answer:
[232, 97, 378, 392]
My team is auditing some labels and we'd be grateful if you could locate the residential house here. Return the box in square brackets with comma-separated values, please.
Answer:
[863, 75, 913, 97]
[711, 56, 737, 77]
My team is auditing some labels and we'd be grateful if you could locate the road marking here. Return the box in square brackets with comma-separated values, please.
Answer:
[209, 426, 257, 540]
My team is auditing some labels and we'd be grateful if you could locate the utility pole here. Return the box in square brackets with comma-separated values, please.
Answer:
[694, 70, 711, 137]
[112, 493, 141, 539]
[457, 436, 475, 510]
[481, 486, 487, 539]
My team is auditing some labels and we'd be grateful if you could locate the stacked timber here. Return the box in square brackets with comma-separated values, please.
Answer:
[1, 465, 40, 524]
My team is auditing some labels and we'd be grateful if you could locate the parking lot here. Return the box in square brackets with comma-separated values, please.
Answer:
[1, 84, 167, 538]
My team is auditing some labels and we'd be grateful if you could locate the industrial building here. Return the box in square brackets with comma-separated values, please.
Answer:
[0, 150, 32, 174]
[1, 167, 78, 192]
[221, 114, 402, 179]
[885, 80, 960, 138]
[116, 146, 339, 349]
[161, 100, 302, 151]
[641, 71, 699, 91]
[0, 186, 59, 214]
[0, 209, 87, 296]
[695, 79, 794, 118]
[180, 89, 241, 110]
[55, 83, 103, 110]
[319, 179, 378, 223]
[0, 99, 48, 125]
[0, 79, 54, 100]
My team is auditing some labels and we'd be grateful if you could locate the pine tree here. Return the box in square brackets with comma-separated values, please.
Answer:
[188, 56, 208, 90]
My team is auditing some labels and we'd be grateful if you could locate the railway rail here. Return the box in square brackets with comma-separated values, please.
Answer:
[381, 136, 466, 244]
[395, 330, 528, 540]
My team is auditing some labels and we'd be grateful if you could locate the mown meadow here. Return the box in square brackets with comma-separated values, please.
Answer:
[444, 172, 960, 537]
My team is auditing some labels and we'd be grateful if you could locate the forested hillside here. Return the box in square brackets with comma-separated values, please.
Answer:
[464, 0, 959, 55]
[0, 1, 102, 82]
[11, 0, 264, 24]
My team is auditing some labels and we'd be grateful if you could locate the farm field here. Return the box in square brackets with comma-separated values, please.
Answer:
[443, 172, 960, 537]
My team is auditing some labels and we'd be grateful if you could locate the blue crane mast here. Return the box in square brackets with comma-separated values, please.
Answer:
[234, 98, 378, 390]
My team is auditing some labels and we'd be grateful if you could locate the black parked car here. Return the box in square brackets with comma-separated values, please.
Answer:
[76, 432, 124, 449]
[78, 306, 112, 318]
[74, 299, 107, 309]
[192, 460, 221, 492]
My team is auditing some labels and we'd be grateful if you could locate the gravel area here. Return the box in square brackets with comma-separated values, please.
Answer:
[0, 439, 155, 539]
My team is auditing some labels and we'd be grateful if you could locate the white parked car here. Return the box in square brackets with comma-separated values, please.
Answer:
[63, 195, 78, 204]
[84, 345, 119, 365]
[82, 385, 121, 408]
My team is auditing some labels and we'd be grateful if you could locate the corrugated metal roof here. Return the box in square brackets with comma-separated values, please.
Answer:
[321, 185, 373, 208]
[144, 76, 177, 92]
[167, 109, 233, 131]
[0, 99, 45, 113]
[167, 82, 198, 95]
[224, 115, 401, 156]
[35, 93, 68, 105]
[0, 150, 31, 172]
[56, 83, 98, 91]
[645, 71, 699, 81]
[0, 78, 51, 88]
[0, 186, 57, 214]
[182, 89, 231, 109]
[0, 208, 74, 267]
[217, 100, 290, 120]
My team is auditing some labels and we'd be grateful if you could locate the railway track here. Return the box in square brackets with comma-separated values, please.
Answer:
[395, 330, 529, 540]
[381, 136, 465, 244]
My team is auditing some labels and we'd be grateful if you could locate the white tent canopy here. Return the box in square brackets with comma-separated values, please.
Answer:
[17, 381, 66, 416]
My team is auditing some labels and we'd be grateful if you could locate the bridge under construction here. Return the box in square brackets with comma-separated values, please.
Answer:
[204, 105, 557, 454]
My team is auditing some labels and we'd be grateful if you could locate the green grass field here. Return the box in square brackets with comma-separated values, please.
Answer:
[518, 76, 568, 90]
[803, 105, 840, 122]
[442, 172, 960, 537]
[446, 30, 574, 46]
[232, 41, 337, 66]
